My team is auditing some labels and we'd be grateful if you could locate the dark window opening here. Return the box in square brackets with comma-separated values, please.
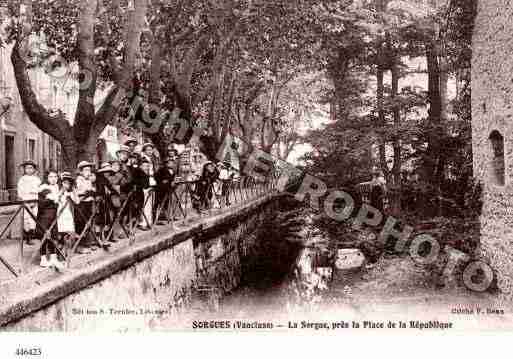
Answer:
[489, 130, 505, 186]
[4, 135, 15, 190]
[28, 138, 36, 161]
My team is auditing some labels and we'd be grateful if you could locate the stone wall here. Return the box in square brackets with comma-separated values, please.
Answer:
[195, 210, 266, 293]
[0, 195, 280, 331]
[7, 239, 196, 331]
[472, 0, 513, 299]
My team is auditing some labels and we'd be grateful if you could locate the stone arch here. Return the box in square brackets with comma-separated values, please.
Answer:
[489, 130, 505, 186]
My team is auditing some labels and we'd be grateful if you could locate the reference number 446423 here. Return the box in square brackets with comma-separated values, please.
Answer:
[15, 348, 42, 356]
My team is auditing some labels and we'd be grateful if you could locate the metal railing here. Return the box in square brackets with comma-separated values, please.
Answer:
[0, 174, 278, 283]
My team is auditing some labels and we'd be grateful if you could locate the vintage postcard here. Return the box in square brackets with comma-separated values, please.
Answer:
[0, 0, 511, 353]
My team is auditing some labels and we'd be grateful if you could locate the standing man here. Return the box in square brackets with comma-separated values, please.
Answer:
[167, 149, 180, 176]
[141, 142, 159, 177]
[17, 160, 42, 245]
[155, 157, 178, 222]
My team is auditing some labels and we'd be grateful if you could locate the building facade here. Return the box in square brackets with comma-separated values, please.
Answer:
[0, 43, 64, 201]
[0, 41, 120, 201]
[472, 0, 513, 298]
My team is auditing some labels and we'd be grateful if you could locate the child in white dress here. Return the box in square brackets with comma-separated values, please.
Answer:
[17, 160, 42, 245]
[57, 173, 79, 234]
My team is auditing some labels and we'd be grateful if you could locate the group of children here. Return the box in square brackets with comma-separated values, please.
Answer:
[17, 160, 79, 269]
[16, 137, 238, 270]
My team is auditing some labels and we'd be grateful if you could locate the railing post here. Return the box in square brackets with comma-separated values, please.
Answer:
[19, 204, 25, 274]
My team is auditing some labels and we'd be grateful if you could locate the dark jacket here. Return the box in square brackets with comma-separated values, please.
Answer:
[370, 184, 384, 212]
[36, 187, 58, 236]
[192, 163, 220, 209]
[130, 167, 151, 208]
[155, 167, 176, 194]
[118, 163, 133, 195]
[95, 173, 116, 199]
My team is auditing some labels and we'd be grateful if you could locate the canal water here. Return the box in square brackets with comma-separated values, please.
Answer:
[214, 204, 339, 320]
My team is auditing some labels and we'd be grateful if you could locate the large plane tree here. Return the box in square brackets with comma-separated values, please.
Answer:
[7, 0, 147, 168]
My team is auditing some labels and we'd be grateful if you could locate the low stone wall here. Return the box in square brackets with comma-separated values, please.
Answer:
[0, 194, 281, 331]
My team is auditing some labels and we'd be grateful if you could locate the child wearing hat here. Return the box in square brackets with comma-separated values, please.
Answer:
[116, 145, 130, 163]
[17, 160, 42, 245]
[75, 161, 97, 253]
[115, 146, 133, 194]
[56, 172, 79, 266]
[37, 171, 60, 267]
[192, 161, 220, 214]
[155, 156, 178, 222]
[135, 159, 154, 230]
[124, 137, 138, 154]
[127, 152, 140, 169]
[57, 172, 79, 226]
[95, 163, 118, 242]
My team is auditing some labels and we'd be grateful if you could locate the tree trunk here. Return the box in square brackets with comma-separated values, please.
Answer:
[60, 137, 98, 171]
[425, 41, 444, 216]
[390, 61, 402, 215]
[376, 66, 391, 184]
[12, 0, 148, 171]
[439, 56, 449, 121]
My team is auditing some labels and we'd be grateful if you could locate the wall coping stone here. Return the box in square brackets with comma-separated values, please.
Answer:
[0, 193, 283, 327]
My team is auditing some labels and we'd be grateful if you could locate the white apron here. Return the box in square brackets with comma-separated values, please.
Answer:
[17, 175, 41, 232]
[57, 193, 76, 233]
[140, 188, 154, 227]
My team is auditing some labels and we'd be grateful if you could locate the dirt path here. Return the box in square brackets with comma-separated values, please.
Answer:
[325, 254, 513, 331]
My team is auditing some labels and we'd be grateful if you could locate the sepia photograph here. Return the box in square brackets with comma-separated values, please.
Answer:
[0, 0, 511, 349]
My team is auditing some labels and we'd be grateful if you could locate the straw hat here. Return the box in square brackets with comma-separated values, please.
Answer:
[19, 159, 38, 169]
[60, 172, 74, 181]
[116, 145, 131, 155]
[77, 161, 95, 170]
[97, 162, 114, 174]
[141, 142, 154, 151]
[124, 137, 138, 146]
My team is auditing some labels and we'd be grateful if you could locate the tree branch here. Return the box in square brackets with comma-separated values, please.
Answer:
[179, 31, 210, 96]
[74, 0, 99, 144]
[92, 0, 149, 138]
[11, 42, 72, 143]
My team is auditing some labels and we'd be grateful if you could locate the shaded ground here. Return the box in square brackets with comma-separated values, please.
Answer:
[332, 254, 480, 302]
[217, 253, 513, 331]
